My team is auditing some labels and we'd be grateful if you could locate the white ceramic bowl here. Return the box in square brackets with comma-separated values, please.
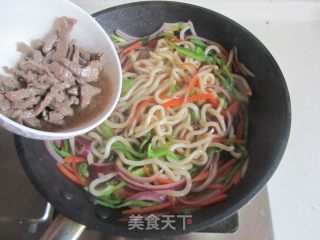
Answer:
[0, 0, 122, 140]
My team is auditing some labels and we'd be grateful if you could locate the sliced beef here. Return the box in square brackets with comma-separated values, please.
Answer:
[33, 93, 54, 116]
[44, 50, 54, 64]
[17, 110, 34, 123]
[0, 93, 11, 114]
[0, 75, 21, 93]
[79, 48, 91, 61]
[69, 95, 79, 105]
[4, 66, 29, 82]
[48, 62, 75, 87]
[59, 59, 102, 82]
[67, 40, 75, 60]
[72, 45, 80, 63]
[67, 86, 79, 96]
[11, 96, 41, 110]
[51, 17, 77, 61]
[5, 88, 43, 102]
[28, 75, 56, 91]
[17, 42, 43, 63]
[80, 84, 101, 108]
[0, 16, 103, 129]
[42, 32, 58, 54]
[24, 117, 42, 128]
[50, 101, 74, 116]
[32, 39, 44, 50]
[10, 109, 23, 119]
[48, 111, 64, 125]
[19, 60, 49, 75]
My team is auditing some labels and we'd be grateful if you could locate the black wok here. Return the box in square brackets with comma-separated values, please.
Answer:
[14, 1, 291, 238]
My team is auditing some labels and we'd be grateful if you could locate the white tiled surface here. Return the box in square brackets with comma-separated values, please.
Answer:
[71, 1, 320, 239]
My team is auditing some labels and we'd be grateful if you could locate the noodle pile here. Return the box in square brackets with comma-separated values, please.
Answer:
[46, 21, 252, 214]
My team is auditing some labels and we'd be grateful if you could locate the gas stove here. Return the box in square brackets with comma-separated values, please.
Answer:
[0, 128, 273, 240]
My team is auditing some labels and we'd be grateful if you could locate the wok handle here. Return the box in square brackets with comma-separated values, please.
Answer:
[40, 214, 86, 240]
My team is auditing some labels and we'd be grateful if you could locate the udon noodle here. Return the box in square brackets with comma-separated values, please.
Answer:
[46, 21, 252, 214]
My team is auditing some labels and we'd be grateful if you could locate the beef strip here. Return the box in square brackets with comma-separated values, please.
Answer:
[4, 66, 28, 83]
[5, 88, 44, 102]
[17, 42, 43, 63]
[50, 101, 74, 116]
[33, 92, 54, 116]
[59, 59, 102, 82]
[67, 40, 75, 60]
[48, 111, 65, 125]
[24, 117, 42, 128]
[28, 75, 56, 91]
[44, 50, 54, 64]
[69, 95, 79, 105]
[51, 17, 77, 61]
[79, 48, 91, 61]
[72, 45, 80, 63]
[32, 39, 44, 50]
[91, 53, 104, 61]
[8, 109, 23, 119]
[48, 62, 75, 87]
[80, 84, 101, 108]
[42, 32, 58, 54]
[19, 60, 51, 75]
[78, 57, 88, 66]
[0, 93, 11, 114]
[0, 75, 21, 93]
[17, 110, 34, 123]
[67, 86, 79, 96]
[11, 96, 41, 110]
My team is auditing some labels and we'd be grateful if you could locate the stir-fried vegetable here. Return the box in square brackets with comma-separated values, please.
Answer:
[121, 79, 135, 95]
[45, 20, 254, 216]
[100, 123, 113, 139]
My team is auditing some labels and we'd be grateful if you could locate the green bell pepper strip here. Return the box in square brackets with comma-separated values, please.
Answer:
[139, 132, 152, 151]
[96, 199, 154, 209]
[215, 71, 232, 92]
[100, 123, 113, 140]
[232, 88, 249, 102]
[222, 65, 233, 85]
[158, 32, 175, 39]
[190, 109, 199, 124]
[141, 36, 150, 44]
[147, 144, 182, 160]
[111, 34, 125, 43]
[206, 147, 220, 159]
[190, 39, 207, 49]
[51, 141, 71, 158]
[101, 167, 145, 197]
[195, 46, 204, 54]
[223, 160, 244, 185]
[79, 163, 89, 178]
[121, 79, 135, 95]
[224, 135, 235, 145]
[63, 139, 70, 153]
[168, 23, 187, 31]
[167, 41, 215, 64]
[215, 71, 248, 102]
[166, 83, 176, 96]
[189, 165, 201, 177]
[111, 142, 146, 159]
[237, 144, 248, 158]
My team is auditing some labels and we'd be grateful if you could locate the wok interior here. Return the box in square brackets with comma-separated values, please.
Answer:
[16, 2, 290, 237]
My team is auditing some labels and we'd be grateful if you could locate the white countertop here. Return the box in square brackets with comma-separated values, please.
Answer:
[72, 1, 320, 239]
